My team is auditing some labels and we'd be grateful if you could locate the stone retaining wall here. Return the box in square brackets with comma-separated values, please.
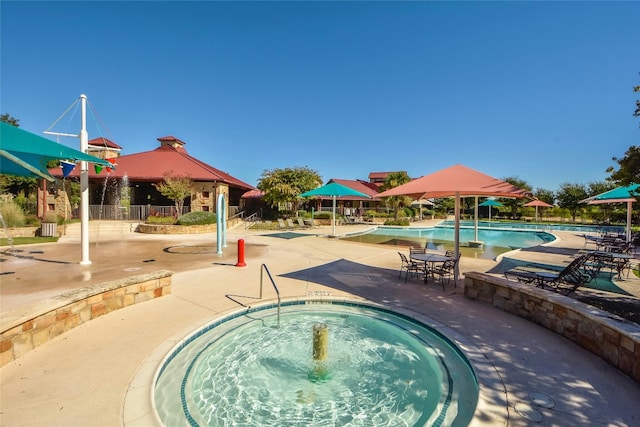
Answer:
[137, 218, 242, 234]
[0, 270, 173, 367]
[464, 271, 640, 384]
[2, 226, 39, 238]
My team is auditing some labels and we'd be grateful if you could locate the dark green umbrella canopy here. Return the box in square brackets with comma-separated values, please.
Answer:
[299, 181, 371, 198]
[300, 182, 371, 236]
[0, 122, 112, 182]
[478, 199, 503, 207]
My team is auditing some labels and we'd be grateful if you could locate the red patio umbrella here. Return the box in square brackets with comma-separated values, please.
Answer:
[524, 199, 553, 222]
[377, 164, 528, 281]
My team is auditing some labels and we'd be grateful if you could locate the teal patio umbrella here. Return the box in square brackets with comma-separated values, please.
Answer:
[0, 122, 112, 181]
[300, 181, 371, 236]
[479, 198, 503, 221]
[581, 184, 639, 242]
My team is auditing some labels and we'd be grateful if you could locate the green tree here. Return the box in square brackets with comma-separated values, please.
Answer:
[0, 113, 19, 127]
[153, 174, 192, 216]
[0, 114, 39, 198]
[379, 171, 412, 220]
[556, 183, 588, 222]
[607, 146, 640, 186]
[587, 180, 615, 197]
[502, 177, 532, 219]
[532, 188, 555, 205]
[257, 166, 322, 211]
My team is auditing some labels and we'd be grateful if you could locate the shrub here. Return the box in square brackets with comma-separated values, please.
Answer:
[42, 211, 60, 224]
[314, 212, 332, 219]
[176, 211, 217, 225]
[146, 216, 176, 225]
[0, 199, 26, 227]
[384, 218, 410, 226]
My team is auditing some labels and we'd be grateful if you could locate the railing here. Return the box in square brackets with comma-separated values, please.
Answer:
[228, 210, 246, 221]
[260, 264, 281, 327]
[84, 205, 241, 221]
[243, 212, 260, 228]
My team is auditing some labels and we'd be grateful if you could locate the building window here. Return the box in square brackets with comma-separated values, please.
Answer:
[202, 206, 210, 212]
[202, 191, 210, 198]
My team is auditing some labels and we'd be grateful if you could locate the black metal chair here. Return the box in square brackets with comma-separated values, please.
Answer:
[431, 253, 460, 290]
[398, 252, 423, 283]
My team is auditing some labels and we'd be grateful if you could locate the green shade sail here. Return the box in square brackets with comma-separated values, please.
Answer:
[0, 122, 113, 182]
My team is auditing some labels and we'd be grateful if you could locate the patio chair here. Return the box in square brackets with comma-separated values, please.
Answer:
[431, 252, 460, 290]
[297, 218, 310, 228]
[277, 218, 289, 230]
[504, 252, 596, 296]
[398, 252, 423, 283]
[286, 218, 298, 228]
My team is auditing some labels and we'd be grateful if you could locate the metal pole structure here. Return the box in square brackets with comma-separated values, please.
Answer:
[79, 94, 91, 265]
[454, 192, 460, 283]
[626, 200, 632, 243]
[332, 195, 336, 236]
[474, 196, 479, 242]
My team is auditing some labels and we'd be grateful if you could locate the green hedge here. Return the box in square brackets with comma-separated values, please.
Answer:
[384, 218, 410, 226]
[176, 211, 217, 225]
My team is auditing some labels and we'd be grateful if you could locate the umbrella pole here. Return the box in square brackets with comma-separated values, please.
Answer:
[332, 195, 336, 236]
[474, 196, 479, 242]
[454, 193, 460, 283]
[627, 200, 632, 242]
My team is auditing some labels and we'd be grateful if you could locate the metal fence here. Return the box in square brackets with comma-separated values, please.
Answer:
[84, 205, 241, 221]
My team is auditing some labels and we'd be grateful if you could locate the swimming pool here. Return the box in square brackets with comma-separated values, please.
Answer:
[153, 300, 479, 426]
[342, 226, 555, 259]
[438, 220, 625, 234]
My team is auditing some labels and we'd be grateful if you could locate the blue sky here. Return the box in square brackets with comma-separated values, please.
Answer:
[2, 1, 638, 192]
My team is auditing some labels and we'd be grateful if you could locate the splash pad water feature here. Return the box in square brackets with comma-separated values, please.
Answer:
[153, 300, 479, 426]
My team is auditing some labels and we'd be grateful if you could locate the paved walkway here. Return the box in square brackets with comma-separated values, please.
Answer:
[1, 222, 639, 426]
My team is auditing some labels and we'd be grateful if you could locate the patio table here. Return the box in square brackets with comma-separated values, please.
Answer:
[410, 252, 451, 284]
[590, 251, 635, 279]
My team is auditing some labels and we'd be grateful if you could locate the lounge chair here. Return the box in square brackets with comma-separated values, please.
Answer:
[286, 218, 297, 228]
[398, 252, 423, 283]
[277, 218, 289, 230]
[504, 252, 597, 296]
[297, 218, 308, 228]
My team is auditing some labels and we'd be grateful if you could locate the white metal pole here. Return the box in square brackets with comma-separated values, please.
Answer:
[79, 94, 91, 265]
[474, 196, 479, 242]
[332, 196, 336, 236]
[454, 193, 460, 282]
[626, 200, 632, 243]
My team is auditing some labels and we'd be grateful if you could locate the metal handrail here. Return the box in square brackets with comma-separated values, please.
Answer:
[244, 212, 259, 228]
[260, 264, 281, 327]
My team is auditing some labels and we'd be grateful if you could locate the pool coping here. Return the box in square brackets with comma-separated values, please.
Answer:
[122, 296, 508, 427]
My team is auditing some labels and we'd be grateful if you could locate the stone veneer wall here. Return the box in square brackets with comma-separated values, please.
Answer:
[0, 270, 173, 367]
[464, 271, 640, 384]
[137, 218, 242, 234]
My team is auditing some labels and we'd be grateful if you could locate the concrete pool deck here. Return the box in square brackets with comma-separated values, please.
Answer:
[1, 221, 639, 426]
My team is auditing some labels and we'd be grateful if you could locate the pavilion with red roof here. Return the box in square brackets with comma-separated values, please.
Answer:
[47, 135, 254, 219]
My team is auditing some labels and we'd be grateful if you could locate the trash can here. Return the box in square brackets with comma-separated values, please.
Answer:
[41, 222, 57, 237]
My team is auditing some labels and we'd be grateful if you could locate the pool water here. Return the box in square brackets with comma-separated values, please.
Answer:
[342, 226, 555, 259]
[439, 220, 624, 234]
[153, 301, 479, 427]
